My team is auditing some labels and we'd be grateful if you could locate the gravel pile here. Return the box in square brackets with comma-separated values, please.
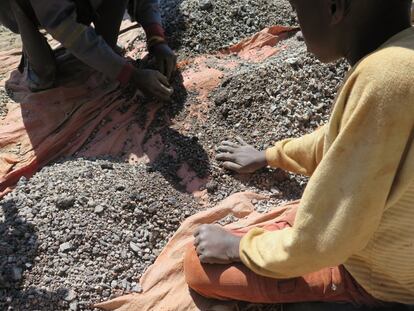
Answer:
[0, 159, 198, 311]
[0, 89, 8, 119]
[170, 35, 348, 209]
[160, 0, 296, 54]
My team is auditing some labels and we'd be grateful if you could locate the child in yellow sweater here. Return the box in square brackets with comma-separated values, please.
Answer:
[184, 0, 414, 309]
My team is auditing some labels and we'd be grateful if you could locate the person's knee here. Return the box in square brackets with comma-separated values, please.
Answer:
[184, 243, 205, 292]
[184, 243, 221, 298]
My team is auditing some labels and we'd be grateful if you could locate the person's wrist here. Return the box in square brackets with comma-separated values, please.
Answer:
[130, 68, 141, 83]
[117, 63, 135, 86]
[230, 235, 242, 262]
[256, 150, 268, 169]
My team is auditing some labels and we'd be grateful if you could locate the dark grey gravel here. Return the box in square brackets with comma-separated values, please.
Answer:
[160, 0, 296, 55]
[1, 159, 198, 310]
[0, 88, 9, 119]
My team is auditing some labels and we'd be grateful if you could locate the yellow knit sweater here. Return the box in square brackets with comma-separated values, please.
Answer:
[239, 27, 414, 304]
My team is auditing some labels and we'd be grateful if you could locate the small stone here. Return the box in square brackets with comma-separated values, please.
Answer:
[129, 193, 144, 201]
[94, 205, 105, 214]
[147, 203, 157, 214]
[270, 187, 282, 197]
[110, 280, 118, 288]
[69, 301, 79, 311]
[101, 163, 113, 170]
[43, 276, 52, 284]
[133, 208, 144, 220]
[120, 249, 128, 259]
[129, 242, 140, 253]
[285, 57, 298, 65]
[116, 185, 125, 191]
[17, 176, 28, 186]
[121, 279, 130, 290]
[131, 284, 143, 293]
[214, 92, 227, 106]
[199, 0, 213, 10]
[64, 289, 77, 302]
[56, 196, 75, 209]
[11, 267, 23, 281]
[59, 242, 73, 253]
[295, 31, 305, 41]
[251, 130, 260, 137]
[206, 181, 218, 194]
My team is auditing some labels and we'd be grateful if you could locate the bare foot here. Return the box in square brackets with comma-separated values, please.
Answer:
[194, 224, 242, 264]
[216, 137, 267, 174]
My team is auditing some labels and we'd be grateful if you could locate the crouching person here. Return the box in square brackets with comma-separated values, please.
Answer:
[0, 0, 175, 101]
[185, 0, 414, 309]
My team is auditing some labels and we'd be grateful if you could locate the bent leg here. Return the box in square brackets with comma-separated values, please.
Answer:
[10, 0, 56, 91]
[184, 211, 381, 307]
[185, 245, 365, 305]
[93, 0, 128, 49]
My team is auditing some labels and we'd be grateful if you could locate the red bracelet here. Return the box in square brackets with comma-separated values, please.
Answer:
[143, 23, 165, 39]
[147, 35, 167, 50]
[117, 62, 135, 86]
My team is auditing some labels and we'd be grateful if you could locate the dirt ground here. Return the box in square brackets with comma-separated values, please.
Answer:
[0, 26, 20, 52]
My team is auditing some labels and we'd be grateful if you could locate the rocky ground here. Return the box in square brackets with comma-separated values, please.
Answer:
[0, 25, 20, 118]
[1, 159, 199, 310]
[0, 1, 351, 310]
[160, 0, 297, 55]
[0, 26, 21, 53]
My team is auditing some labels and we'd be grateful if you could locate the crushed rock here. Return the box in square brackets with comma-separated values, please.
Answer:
[0, 88, 8, 120]
[160, 0, 296, 55]
[0, 159, 198, 310]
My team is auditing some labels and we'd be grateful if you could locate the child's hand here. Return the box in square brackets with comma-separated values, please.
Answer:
[194, 224, 241, 264]
[150, 43, 177, 80]
[216, 137, 267, 173]
[131, 69, 173, 101]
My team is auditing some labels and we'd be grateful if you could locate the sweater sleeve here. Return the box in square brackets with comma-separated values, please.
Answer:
[239, 54, 414, 279]
[265, 126, 326, 176]
[30, 0, 133, 84]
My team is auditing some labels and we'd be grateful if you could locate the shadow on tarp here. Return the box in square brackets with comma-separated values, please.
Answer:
[0, 198, 72, 310]
[0, 49, 210, 196]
